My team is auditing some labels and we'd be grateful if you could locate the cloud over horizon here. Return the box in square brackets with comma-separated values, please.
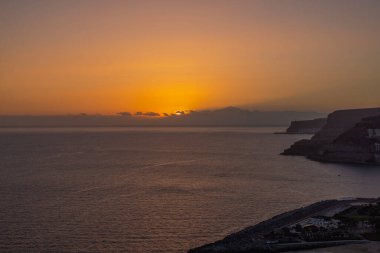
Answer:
[117, 112, 132, 116]
[135, 112, 161, 117]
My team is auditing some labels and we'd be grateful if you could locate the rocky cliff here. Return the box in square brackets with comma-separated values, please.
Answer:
[282, 108, 380, 162]
[308, 116, 380, 165]
[285, 118, 326, 134]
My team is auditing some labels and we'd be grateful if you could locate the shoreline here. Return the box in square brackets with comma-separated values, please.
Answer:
[188, 198, 380, 253]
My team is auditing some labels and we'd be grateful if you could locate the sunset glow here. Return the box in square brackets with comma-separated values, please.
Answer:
[1, 0, 380, 115]
[2, 2, 380, 252]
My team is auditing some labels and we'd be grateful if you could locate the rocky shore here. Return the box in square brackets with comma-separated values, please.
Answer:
[188, 198, 380, 253]
[282, 107, 380, 165]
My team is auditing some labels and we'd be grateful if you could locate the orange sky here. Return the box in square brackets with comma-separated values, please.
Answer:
[1, 0, 380, 115]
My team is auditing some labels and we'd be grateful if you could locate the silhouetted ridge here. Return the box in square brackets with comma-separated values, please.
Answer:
[285, 118, 326, 134]
[0, 107, 324, 127]
[308, 116, 380, 164]
[282, 107, 380, 165]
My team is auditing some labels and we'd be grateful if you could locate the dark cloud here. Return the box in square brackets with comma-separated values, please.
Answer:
[135, 112, 160, 117]
[163, 113, 169, 117]
[117, 112, 132, 116]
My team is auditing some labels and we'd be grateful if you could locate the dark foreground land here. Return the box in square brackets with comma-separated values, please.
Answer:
[189, 198, 380, 253]
[287, 241, 380, 253]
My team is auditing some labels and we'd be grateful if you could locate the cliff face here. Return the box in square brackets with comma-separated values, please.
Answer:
[309, 108, 380, 144]
[286, 118, 326, 134]
[282, 108, 380, 165]
[309, 116, 380, 165]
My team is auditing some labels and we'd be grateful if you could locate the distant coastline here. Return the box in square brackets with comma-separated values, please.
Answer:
[281, 118, 327, 135]
[0, 107, 324, 128]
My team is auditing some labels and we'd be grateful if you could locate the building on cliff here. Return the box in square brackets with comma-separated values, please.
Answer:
[368, 129, 380, 138]
[282, 108, 380, 165]
[307, 116, 380, 165]
[375, 143, 380, 152]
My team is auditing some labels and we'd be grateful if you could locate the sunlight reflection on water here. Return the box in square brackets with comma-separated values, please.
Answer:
[0, 127, 379, 252]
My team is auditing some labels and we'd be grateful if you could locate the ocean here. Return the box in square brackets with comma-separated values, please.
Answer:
[1, 127, 379, 253]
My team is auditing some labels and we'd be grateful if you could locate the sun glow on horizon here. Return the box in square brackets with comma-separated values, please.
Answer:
[125, 82, 212, 115]
[1, 1, 380, 115]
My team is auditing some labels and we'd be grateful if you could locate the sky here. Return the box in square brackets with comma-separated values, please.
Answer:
[1, 0, 380, 115]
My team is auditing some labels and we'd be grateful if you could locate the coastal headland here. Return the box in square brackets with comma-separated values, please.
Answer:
[276, 118, 327, 135]
[282, 107, 380, 165]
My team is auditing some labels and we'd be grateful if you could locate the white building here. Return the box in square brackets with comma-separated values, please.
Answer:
[297, 217, 339, 229]
[368, 129, 380, 138]
[375, 143, 380, 153]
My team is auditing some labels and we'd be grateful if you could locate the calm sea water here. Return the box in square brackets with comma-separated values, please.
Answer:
[1, 127, 380, 253]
